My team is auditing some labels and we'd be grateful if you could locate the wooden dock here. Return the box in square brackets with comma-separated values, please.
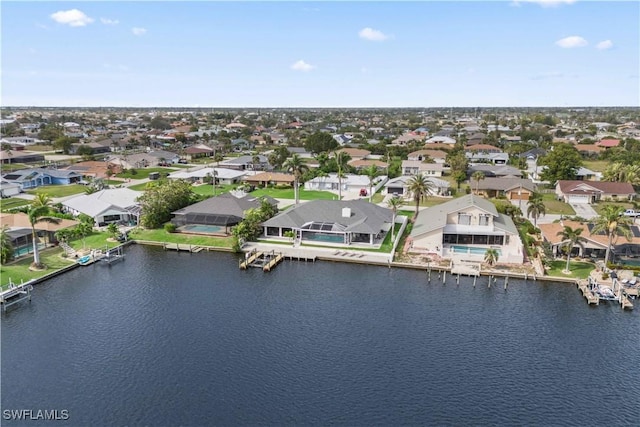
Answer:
[263, 253, 284, 272]
[239, 250, 290, 272]
[0, 280, 34, 312]
[164, 243, 203, 253]
[577, 280, 600, 305]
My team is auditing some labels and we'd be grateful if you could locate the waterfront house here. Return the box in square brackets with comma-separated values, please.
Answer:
[261, 199, 392, 247]
[538, 219, 640, 261]
[0, 212, 78, 257]
[408, 194, 524, 264]
[171, 193, 277, 235]
[62, 188, 142, 226]
[555, 180, 636, 204]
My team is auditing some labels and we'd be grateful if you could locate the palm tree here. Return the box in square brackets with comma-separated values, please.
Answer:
[1, 224, 14, 264]
[27, 205, 61, 269]
[557, 225, 586, 273]
[526, 192, 546, 227]
[386, 195, 404, 238]
[364, 164, 379, 202]
[471, 171, 485, 195]
[32, 193, 52, 209]
[283, 154, 309, 205]
[407, 174, 434, 219]
[335, 151, 351, 200]
[590, 204, 633, 266]
[484, 248, 499, 267]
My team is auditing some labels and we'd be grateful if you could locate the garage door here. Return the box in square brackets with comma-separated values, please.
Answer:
[568, 195, 590, 204]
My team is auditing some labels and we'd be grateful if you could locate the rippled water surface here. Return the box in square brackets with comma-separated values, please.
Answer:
[2, 245, 639, 426]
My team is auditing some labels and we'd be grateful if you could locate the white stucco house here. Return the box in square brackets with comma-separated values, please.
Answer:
[408, 195, 524, 264]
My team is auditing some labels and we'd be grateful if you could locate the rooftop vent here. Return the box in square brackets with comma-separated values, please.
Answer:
[342, 207, 352, 218]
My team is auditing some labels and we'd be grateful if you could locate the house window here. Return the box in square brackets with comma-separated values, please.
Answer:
[479, 214, 490, 226]
[458, 213, 471, 225]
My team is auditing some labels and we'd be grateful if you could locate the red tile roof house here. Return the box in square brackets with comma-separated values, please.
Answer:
[595, 139, 621, 149]
[555, 180, 636, 204]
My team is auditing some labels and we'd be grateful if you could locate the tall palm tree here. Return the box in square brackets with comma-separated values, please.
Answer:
[407, 174, 434, 219]
[364, 164, 379, 202]
[557, 225, 586, 273]
[471, 171, 485, 195]
[27, 205, 61, 269]
[590, 204, 633, 266]
[484, 248, 499, 267]
[386, 195, 405, 238]
[283, 154, 309, 205]
[526, 192, 546, 227]
[335, 151, 351, 200]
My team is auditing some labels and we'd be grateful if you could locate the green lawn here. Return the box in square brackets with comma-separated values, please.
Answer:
[1, 247, 75, 288]
[0, 163, 29, 172]
[127, 182, 149, 191]
[26, 185, 86, 198]
[249, 188, 338, 200]
[541, 193, 576, 215]
[546, 260, 594, 279]
[67, 232, 121, 252]
[582, 160, 610, 173]
[129, 228, 234, 248]
[116, 167, 178, 179]
[0, 198, 32, 211]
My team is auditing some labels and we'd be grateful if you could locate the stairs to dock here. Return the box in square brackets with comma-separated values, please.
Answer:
[60, 241, 76, 257]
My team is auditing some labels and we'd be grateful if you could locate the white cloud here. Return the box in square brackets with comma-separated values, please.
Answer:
[555, 36, 588, 48]
[100, 18, 119, 25]
[50, 9, 94, 27]
[512, 0, 577, 7]
[132, 27, 147, 36]
[291, 60, 315, 72]
[595, 40, 613, 50]
[358, 27, 389, 42]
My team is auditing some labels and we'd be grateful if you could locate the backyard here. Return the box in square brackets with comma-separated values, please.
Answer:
[129, 228, 234, 248]
[1, 247, 75, 288]
[546, 260, 594, 279]
[116, 167, 178, 180]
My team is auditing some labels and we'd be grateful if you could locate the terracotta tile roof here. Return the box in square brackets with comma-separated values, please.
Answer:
[596, 139, 620, 147]
[0, 212, 78, 231]
[244, 172, 295, 184]
[574, 144, 603, 153]
[538, 220, 640, 247]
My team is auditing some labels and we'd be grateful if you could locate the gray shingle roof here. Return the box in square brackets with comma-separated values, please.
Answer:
[263, 200, 391, 234]
[411, 194, 501, 237]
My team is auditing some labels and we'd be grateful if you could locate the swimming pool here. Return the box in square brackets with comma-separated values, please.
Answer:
[180, 224, 225, 234]
[450, 245, 502, 256]
[13, 244, 45, 258]
[304, 233, 344, 244]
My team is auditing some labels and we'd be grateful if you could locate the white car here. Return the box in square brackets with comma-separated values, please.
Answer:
[622, 209, 640, 218]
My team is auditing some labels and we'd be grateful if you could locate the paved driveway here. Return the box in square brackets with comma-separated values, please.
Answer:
[570, 203, 598, 219]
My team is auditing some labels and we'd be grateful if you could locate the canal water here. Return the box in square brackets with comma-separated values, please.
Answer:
[2, 245, 639, 426]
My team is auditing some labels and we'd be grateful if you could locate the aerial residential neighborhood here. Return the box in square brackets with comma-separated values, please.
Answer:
[2, 106, 639, 276]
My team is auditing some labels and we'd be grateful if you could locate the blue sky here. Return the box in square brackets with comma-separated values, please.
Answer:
[2, 1, 639, 107]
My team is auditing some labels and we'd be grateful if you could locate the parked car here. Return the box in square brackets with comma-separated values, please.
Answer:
[622, 209, 640, 218]
[359, 188, 368, 197]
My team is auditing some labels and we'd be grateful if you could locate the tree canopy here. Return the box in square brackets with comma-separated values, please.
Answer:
[138, 179, 196, 228]
[304, 132, 338, 154]
[539, 143, 583, 183]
